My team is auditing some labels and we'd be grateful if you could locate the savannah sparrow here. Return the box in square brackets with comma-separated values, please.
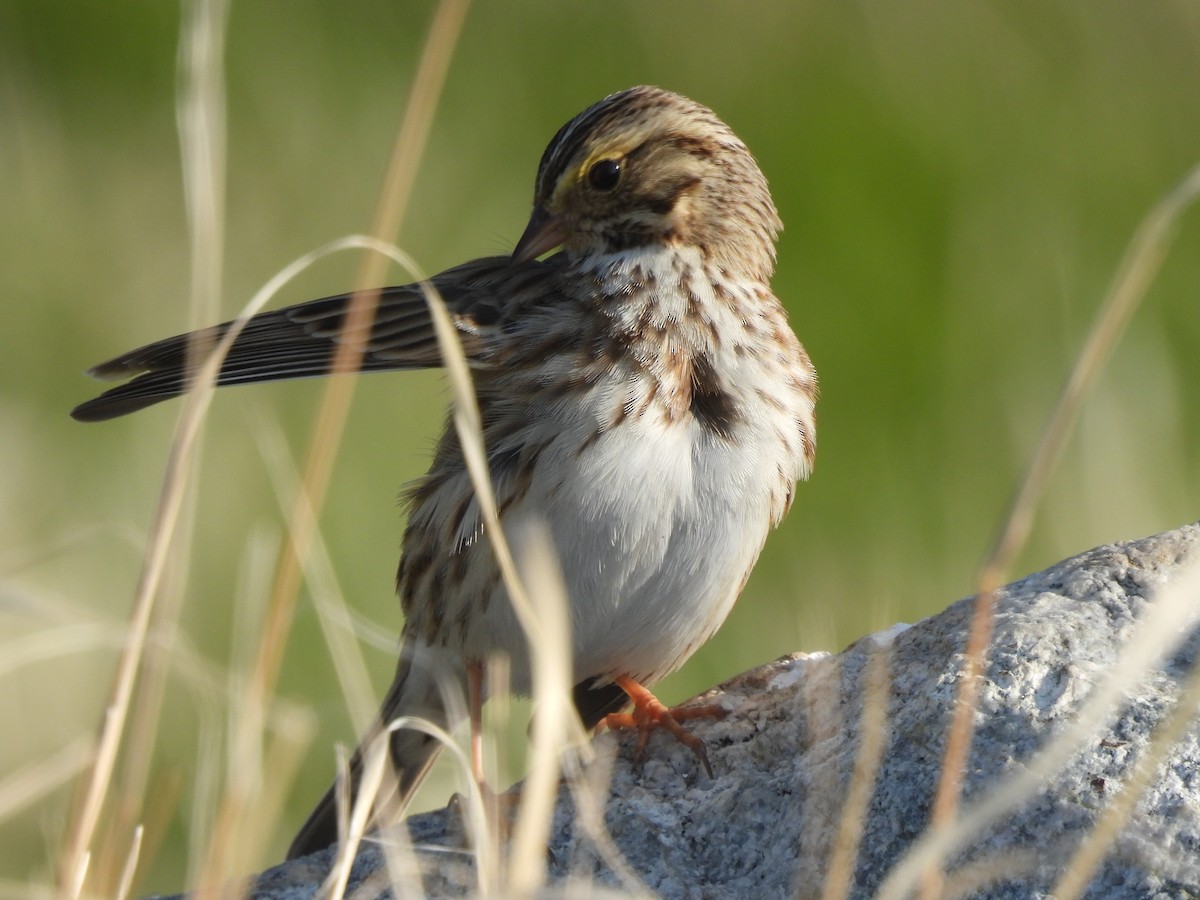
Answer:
[72, 86, 818, 859]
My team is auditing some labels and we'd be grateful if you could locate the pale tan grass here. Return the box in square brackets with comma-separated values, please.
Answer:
[191, 5, 470, 890]
[868, 164, 1200, 900]
[151, 229, 581, 896]
[58, 0, 231, 892]
[423, 237, 588, 894]
[483, 653, 514, 796]
[176, 0, 228, 331]
[190, 697, 314, 897]
[892, 161, 1200, 900]
[120, 1, 231, 885]
[818, 643, 892, 900]
[56, 229, 405, 897]
[0, 528, 331, 888]
[323, 728, 390, 897]
[0, 881, 63, 900]
[186, 233, 573, 894]
[333, 717, 490, 896]
[251, 418, 379, 738]
[0, 738, 93, 826]
[112, 825, 142, 900]
[561, 749, 652, 896]
[221, 3, 469, 874]
[0, 524, 147, 580]
[886, 530, 1200, 900]
[938, 848, 1045, 900]
[507, 524, 575, 893]
[1052, 604, 1200, 899]
[0, 624, 119, 682]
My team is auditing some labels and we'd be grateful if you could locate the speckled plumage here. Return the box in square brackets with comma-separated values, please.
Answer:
[71, 86, 818, 860]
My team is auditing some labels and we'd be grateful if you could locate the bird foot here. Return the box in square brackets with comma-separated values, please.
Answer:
[602, 675, 727, 777]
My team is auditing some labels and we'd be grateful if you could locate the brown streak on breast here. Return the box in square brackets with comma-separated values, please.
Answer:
[397, 544, 435, 604]
[689, 352, 740, 438]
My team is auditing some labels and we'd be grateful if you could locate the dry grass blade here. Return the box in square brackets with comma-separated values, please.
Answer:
[113, 826, 143, 900]
[914, 161, 1200, 898]
[0, 624, 119, 682]
[0, 738, 93, 825]
[880, 542, 1200, 899]
[199, 3, 469, 884]
[420, 193, 583, 891]
[819, 644, 892, 900]
[562, 751, 649, 896]
[119, 0, 231, 867]
[65, 851, 88, 900]
[362, 0, 470, 271]
[55, 225, 400, 896]
[230, 0, 468, 810]
[176, 0, 228, 331]
[211, 240, 503, 892]
[57, 1, 232, 888]
[938, 847, 1044, 900]
[421, 277, 516, 896]
[323, 734, 390, 899]
[191, 707, 314, 897]
[379, 718, 491, 897]
[508, 524, 575, 894]
[1052, 610, 1200, 899]
[250, 419, 377, 735]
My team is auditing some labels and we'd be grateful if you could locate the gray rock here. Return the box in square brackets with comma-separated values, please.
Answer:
[179, 524, 1200, 899]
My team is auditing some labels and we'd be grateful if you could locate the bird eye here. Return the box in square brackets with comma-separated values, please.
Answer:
[587, 158, 622, 191]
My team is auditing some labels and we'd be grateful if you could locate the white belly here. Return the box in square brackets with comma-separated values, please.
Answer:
[470, 395, 777, 693]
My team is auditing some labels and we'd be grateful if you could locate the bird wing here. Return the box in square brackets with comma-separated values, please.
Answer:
[71, 256, 554, 422]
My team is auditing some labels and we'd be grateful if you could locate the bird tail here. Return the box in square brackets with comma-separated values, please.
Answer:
[286, 644, 464, 860]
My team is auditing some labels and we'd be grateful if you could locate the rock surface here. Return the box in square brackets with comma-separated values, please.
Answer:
[177, 524, 1200, 899]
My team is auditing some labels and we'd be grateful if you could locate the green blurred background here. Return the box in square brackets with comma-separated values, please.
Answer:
[3, 1, 1199, 893]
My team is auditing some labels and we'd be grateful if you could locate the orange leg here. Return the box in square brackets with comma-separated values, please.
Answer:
[464, 661, 510, 829]
[602, 675, 727, 777]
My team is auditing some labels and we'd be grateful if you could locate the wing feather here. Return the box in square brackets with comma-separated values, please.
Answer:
[71, 256, 555, 422]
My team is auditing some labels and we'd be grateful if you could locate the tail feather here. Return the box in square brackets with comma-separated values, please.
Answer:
[287, 645, 465, 860]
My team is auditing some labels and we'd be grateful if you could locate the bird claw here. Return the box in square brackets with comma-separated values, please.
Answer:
[602, 677, 727, 778]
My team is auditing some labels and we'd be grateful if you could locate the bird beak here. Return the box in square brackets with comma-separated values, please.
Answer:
[512, 205, 569, 264]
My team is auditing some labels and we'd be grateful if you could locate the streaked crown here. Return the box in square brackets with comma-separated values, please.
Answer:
[531, 86, 782, 281]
